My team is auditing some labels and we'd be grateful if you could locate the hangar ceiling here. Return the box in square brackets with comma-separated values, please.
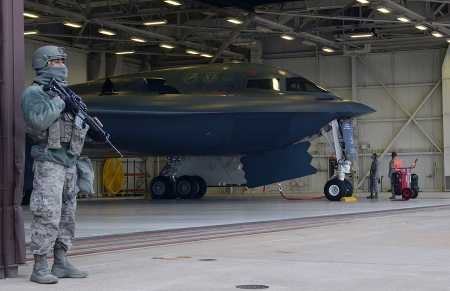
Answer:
[24, 0, 450, 65]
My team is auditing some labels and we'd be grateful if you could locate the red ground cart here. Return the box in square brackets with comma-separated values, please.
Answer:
[392, 159, 419, 201]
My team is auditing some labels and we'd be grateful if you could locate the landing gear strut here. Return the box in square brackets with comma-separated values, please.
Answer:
[323, 119, 357, 201]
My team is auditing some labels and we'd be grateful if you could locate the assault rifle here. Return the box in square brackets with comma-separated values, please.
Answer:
[44, 78, 123, 157]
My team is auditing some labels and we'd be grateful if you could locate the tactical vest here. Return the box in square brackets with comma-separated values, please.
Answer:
[27, 113, 89, 156]
[26, 85, 89, 156]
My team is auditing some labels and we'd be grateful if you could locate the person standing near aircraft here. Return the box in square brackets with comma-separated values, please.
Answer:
[388, 152, 403, 199]
[22, 45, 90, 284]
[367, 153, 380, 199]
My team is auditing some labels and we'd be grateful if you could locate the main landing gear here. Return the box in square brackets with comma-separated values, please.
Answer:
[150, 175, 207, 200]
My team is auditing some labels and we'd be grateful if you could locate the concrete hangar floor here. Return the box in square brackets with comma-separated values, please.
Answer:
[9, 192, 450, 291]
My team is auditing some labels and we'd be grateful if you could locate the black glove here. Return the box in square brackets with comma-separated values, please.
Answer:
[65, 96, 81, 114]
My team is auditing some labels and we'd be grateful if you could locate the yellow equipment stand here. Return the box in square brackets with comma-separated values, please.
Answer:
[103, 158, 125, 196]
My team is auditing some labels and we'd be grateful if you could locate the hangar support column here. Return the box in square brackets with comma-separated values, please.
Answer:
[105, 52, 118, 77]
[87, 52, 102, 81]
[442, 47, 450, 190]
[0, 0, 26, 279]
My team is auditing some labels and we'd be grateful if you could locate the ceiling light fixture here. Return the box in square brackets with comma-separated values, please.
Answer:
[160, 43, 175, 49]
[200, 53, 213, 58]
[226, 18, 243, 25]
[397, 16, 410, 23]
[131, 37, 147, 43]
[280, 34, 295, 40]
[186, 49, 200, 55]
[322, 47, 335, 53]
[24, 30, 38, 35]
[350, 32, 374, 38]
[164, 0, 182, 6]
[356, 0, 369, 4]
[115, 51, 135, 55]
[63, 21, 82, 28]
[377, 7, 391, 14]
[143, 19, 168, 26]
[23, 12, 39, 18]
[415, 24, 428, 31]
[432, 31, 443, 38]
[98, 28, 116, 36]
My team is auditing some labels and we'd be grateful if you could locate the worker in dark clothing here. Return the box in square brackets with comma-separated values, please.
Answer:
[367, 153, 380, 199]
[388, 152, 403, 199]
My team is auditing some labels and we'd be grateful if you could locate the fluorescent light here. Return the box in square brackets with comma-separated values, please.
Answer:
[23, 12, 39, 19]
[98, 29, 116, 36]
[272, 78, 280, 91]
[432, 31, 443, 38]
[164, 0, 182, 6]
[350, 32, 374, 38]
[200, 53, 213, 58]
[186, 49, 199, 55]
[397, 16, 410, 23]
[447, 39, 450, 43]
[131, 37, 147, 43]
[63, 21, 82, 28]
[226, 18, 243, 25]
[415, 24, 428, 31]
[115, 51, 135, 55]
[231, 60, 241, 63]
[377, 7, 391, 14]
[160, 43, 175, 49]
[322, 47, 335, 53]
[24, 30, 38, 35]
[143, 20, 167, 26]
[281, 34, 294, 40]
[356, 0, 369, 4]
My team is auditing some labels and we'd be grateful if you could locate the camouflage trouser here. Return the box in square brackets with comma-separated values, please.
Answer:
[30, 160, 78, 255]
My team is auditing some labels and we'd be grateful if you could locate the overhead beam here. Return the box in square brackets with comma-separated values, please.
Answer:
[24, 0, 244, 59]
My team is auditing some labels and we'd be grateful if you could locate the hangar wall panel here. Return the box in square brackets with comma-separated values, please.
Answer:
[265, 49, 444, 192]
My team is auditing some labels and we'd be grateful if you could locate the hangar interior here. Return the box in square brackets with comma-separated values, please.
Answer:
[3, 0, 450, 288]
[22, 0, 450, 197]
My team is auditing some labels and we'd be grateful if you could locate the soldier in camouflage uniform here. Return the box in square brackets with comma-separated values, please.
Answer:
[22, 45, 89, 284]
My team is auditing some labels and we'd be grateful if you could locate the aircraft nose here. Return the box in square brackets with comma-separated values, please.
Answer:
[335, 101, 375, 118]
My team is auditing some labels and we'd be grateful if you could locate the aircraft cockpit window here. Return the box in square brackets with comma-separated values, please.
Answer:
[247, 78, 281, 91]
[286, 77, 328, 93]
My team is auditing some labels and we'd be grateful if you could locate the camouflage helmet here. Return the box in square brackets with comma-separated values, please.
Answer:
[32, 45, 67, 70]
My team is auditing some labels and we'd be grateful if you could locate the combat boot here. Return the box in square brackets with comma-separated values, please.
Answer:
[51, 244, 88, 278]
[30, 254, 58, 284]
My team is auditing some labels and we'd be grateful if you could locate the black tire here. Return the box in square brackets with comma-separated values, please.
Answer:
[176, 176, 193, 199]
[324, 178, 345, 201]
[191, 176, 207, 199]
[342, 179, 353, 197]
[411, 174, 419, 199]
[150, 176, 175, 199]
[187, 176, 200, 199]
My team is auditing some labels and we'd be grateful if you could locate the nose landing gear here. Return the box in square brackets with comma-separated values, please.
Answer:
[323, 119, 357, 201]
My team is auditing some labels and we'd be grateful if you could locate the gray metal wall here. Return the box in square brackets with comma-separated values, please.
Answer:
[265, 49, 444, 193]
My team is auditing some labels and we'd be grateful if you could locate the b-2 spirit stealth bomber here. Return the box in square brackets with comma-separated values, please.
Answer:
[70, 63, 374, 200]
